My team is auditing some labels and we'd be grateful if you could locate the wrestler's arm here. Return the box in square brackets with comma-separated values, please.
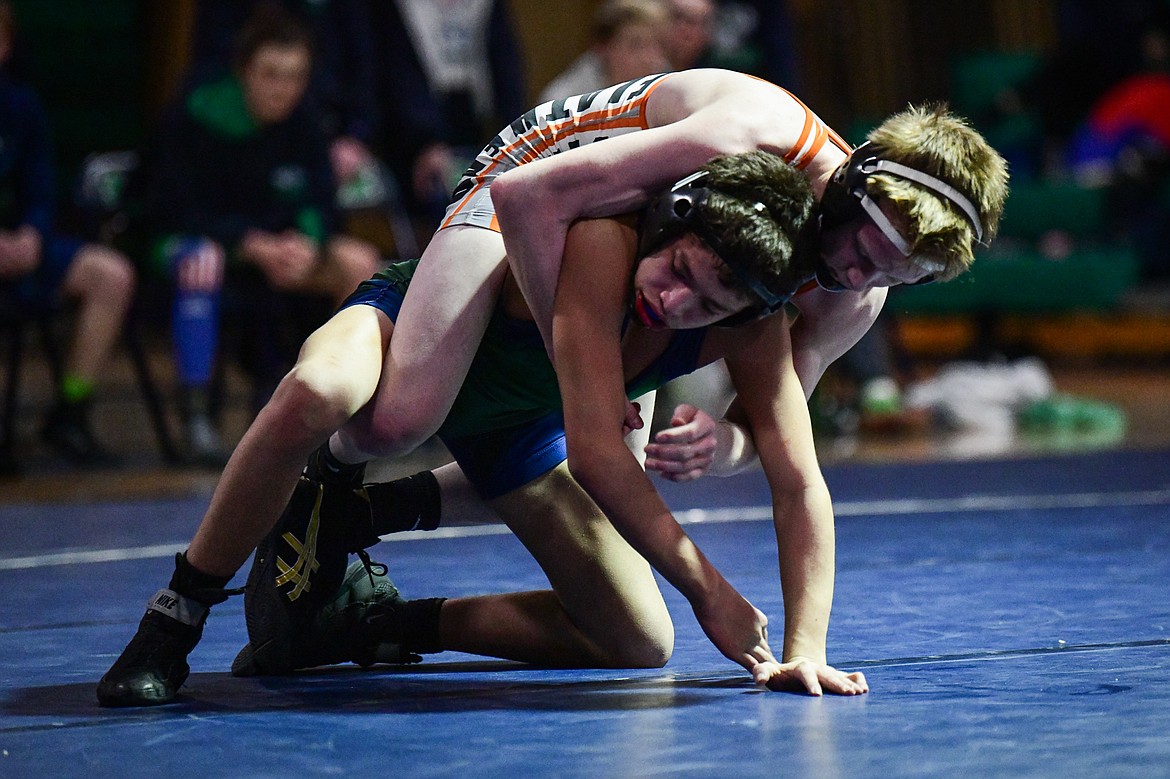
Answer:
[552, 216, 779, 680]
[789, 286, 887, 400]
[715, 317, 868, 695]
[648, 287, 888, 480]
[493, 72, 822, 358]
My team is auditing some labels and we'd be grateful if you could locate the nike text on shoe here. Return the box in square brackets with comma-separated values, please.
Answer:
[96, 589, 209, 707]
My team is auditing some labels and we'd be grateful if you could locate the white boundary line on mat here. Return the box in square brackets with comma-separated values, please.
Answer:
[2, 489, 1169, 571]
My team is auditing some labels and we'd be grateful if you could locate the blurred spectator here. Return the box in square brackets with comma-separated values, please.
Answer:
[367, 0, 527, 233]
[186, 0, 380, 192]
[1067, 73, 1170, 185]
[1025, 1, 1169, 175]
[0, 0, 136, 467]
[665, 0, 715, 70]
[140, 7, 382, 465]
[539, 0, 669, 102]
[1062, 6, 1170, 279]
[663, 0, 800, 87]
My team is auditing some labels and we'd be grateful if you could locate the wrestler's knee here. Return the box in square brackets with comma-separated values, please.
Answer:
[599, 618, 674, 669]
[271, 359, 366, 436]
[348, 403, 438, 458]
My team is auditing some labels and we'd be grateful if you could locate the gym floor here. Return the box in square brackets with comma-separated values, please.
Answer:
[1, 351, 1168, 777]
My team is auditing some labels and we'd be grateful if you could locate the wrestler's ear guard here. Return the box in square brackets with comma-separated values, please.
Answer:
[637, 171, 804, 327]
[815, 141, 987, 290]
[636, 170, 710, 260]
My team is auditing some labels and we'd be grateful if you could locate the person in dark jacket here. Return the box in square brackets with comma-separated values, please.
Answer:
[141, 6, 381, 464]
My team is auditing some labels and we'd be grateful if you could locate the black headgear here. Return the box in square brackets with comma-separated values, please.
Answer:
[814, 141, 986, 291]
[637, 170, 805, 327]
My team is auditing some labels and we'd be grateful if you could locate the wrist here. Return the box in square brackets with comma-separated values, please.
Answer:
[710, 420, 757, 476]
[783, 636, 827, 666]
[687, 558, 732, 614]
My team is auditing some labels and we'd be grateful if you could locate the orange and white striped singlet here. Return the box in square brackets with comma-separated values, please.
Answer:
[440, 73, 672, 231]
[439, 71, 849, 232]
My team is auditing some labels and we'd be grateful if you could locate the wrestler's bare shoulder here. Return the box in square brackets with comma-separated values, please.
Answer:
[645, 69, 813, 144]
[650, 69, 804, 125]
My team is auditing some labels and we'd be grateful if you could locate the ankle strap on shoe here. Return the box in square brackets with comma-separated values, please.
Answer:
[146, 588, 209, 628]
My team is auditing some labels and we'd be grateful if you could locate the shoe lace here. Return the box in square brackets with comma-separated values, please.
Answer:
[186, 584, 246, 607]
[355, 548, 388, 589]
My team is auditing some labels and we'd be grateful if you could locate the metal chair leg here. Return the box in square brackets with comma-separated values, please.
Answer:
[1, 320, 26, 475]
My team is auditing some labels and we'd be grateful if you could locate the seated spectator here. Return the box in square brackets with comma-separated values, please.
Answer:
[0, 0, 135, 467]
[140, 7, 382, 465]
[539, 0, 669, 102]
[185, 0, 381, 204]
[368, 0, 528, 234]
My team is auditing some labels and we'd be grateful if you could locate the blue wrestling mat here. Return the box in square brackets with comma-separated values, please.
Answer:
[2, 448, 1168, 777]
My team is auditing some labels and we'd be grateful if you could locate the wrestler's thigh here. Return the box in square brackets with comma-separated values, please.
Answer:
[292, 304, 392, 417]
[376, 226, 507, 417]
[490, 463, 671, 643]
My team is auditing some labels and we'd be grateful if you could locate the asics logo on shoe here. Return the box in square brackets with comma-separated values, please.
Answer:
[275, 487, 323, 602]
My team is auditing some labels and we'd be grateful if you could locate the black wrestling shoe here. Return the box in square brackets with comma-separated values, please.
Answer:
[354, 593, 447, 666]
[97, 589, 210, 707]
[232, 559, 418, 675]
[234, 477, 381, 675]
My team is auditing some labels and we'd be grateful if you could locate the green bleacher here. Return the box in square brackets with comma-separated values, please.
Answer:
[892, 49, 1140, 318]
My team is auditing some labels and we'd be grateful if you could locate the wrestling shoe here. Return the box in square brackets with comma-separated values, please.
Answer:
[354, 592, 447, 666]
[234, 476, 381, 675]
[97, 589, 212, 707]
[232, 559, 419, 675]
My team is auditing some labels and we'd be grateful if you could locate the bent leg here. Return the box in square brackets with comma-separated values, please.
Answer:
[333, 225, 507, 461]
[59, 243, 135, 383]
[438, 463, 674, 668]
[187, 304, 391, 577]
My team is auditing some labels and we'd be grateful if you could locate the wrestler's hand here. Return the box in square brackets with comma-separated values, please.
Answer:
[621, 400, 644, 437]
[691, 575, 778, 678]
[754, 656, 870, 696]
[644, 404, 717, 482]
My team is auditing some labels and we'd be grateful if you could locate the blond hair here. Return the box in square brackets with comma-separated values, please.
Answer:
[867, 104, 1010, 280]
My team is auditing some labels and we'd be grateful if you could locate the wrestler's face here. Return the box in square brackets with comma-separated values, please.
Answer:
[241, 43, 312, 125]
[818, 198, 935, 291]
[633, 233, 755, 330]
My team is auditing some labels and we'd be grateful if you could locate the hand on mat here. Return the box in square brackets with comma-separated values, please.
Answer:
[755, 656, 870, 696]
[644, 404, 717, 482]
[692, 577, 779, 677]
